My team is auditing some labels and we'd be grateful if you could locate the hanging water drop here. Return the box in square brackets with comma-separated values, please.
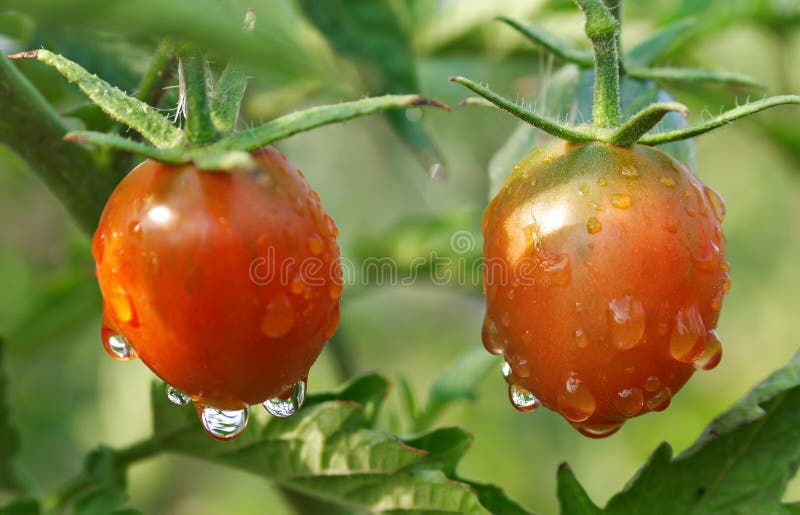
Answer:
[508, 383, 540, 412]
[263, 379, 307, 418]
[166, 385, 191, 406]
[574, 421, 624, 439]
[104, 333, 136, 361]
[608, 296, 646, 350]
[200, 406, 249, 440]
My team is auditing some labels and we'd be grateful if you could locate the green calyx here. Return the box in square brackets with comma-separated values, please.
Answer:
[454, 0, 800, 147]
[8, 9, 447, 171]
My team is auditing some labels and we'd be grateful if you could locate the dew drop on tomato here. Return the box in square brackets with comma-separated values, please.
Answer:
[261, 295, 295, 338]
[704, 185, 726, 222]
[481, 316, 505, 355]
[608, 296, 646, 351]
[263, 379, 306, 418]
[166, 384, 191, 406]
[199, 405, 249, 440]
[558, 373, 596, 422]
[614, 387, 644, 417]
[574, 328, 589, 349]
[508, 383, 540, 413]
[670, 305, 706, 362]
[644, 375, 661, 392]
[307, 235, 324, 255]
[610, 193, 632, 209]
[645, 387, 672, 412]
[586, 217, 602, 234]
[574, 421, 624, 439]
[103, 332, 136, 361]
[694, 330, 723, 371]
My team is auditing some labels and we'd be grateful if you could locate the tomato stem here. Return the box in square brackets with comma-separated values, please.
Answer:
[210, 9, 256, 135]
[0, 54, 115, 234]
[575, 0, 622, 128]
[179, 48, 218, 145]
[136, 41, 176, 108]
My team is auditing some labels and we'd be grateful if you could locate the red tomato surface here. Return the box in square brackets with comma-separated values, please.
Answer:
[482, 141, 729, 437]
[93, 147, 341, 410]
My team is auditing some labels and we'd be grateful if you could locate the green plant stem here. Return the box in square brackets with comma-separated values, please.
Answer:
[575, 0, 621, 128]
[136, 41, 176, 107]
[0, 55, 118, 234]
[180, 49, 217, 145]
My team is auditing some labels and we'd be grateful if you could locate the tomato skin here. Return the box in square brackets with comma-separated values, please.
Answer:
[482, 141, 728, 434]
[93, 147, 341, 410]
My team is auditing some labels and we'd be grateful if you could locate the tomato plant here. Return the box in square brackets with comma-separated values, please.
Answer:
[1, 0, 800, 514]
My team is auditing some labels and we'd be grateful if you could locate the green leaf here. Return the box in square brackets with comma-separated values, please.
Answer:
[298, 0, 446, 173]
[73, 486, 137, 515]
[212, 94, 447, 153]
[598, 349, 800, 514]
[404, 427, 473, 476]
[462, 480, 531, 515]
[9, 50, 183, 148]
[147, 374, 523, 513]
[415, 349, 498, 431]
[496, 16, 593, 66]
[0, 499, 40, 515]
[624, 18, 696, 67]
[0, 338, 22, 491]
[556, 464, 601, 515]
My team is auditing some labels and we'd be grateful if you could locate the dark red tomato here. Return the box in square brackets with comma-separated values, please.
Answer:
[482, 141, 729, 437]
[93, 147, 341, 410]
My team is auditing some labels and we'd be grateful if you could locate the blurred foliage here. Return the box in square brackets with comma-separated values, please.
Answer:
[1, 0, 800, 514]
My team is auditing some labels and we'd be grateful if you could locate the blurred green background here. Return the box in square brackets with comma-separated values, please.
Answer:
[1, 0, 799, 513]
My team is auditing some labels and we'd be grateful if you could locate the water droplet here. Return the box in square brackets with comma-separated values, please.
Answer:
[263, 379, 307, 418]
[507, 288, 515, 300]
[694, 330, 723, 371]
[658, 176, 675, 188]
[104, 333, 136, 361]
[129, 221, 142, 235]
[598, 177, 608, 187]
[710, 289, 725, 311]
[685, 205, 696, 217]
[692, 240, 720, 272]
[645, 387, 672, 412]
[608, 296, 646, 350]
[644, 376, 660, 392]
[329, 281, 343, 300]
[574, 421, 624, 438]
[501, 361, 513, 382]
[509, 353, 530, 378]
[664, 217, 679, 233]
[324, 214, 339, 237]
[290, 276, 306, 296]
[621, 165, 639, 178]
[586, 217, 602, 234]
[429, 163, 447, 180]
[670, 305, 706, 362]
[722, 274, 731, 294]
[166, 385, 191, 406]
[261, 295, 295, 338]
[500, 311, 511, 328]
[481, 316, 504, 355]
[509, 384, 540, 412]
[108, 287, 136, 325]
[574, 328, 589, 349]
[558, 373, 596, 422]
[307, 236, 324, 255]
[200, 406, 249, 440]
[538, 253, 571, 286]
[322, 304, 340, 339]
[610, 193, 632, 209]
[657, 321, 669, 335]
[615, 388, 644, 417]
[578, 184, 589, 197]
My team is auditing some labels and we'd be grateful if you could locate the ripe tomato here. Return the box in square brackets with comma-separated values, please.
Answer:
[93, 147, 341, 411]
[482, 141, 729, 437]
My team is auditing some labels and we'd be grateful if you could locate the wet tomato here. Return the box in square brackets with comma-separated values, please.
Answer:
[482, 141, 729, 437]
[93, 147, 341, 411]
